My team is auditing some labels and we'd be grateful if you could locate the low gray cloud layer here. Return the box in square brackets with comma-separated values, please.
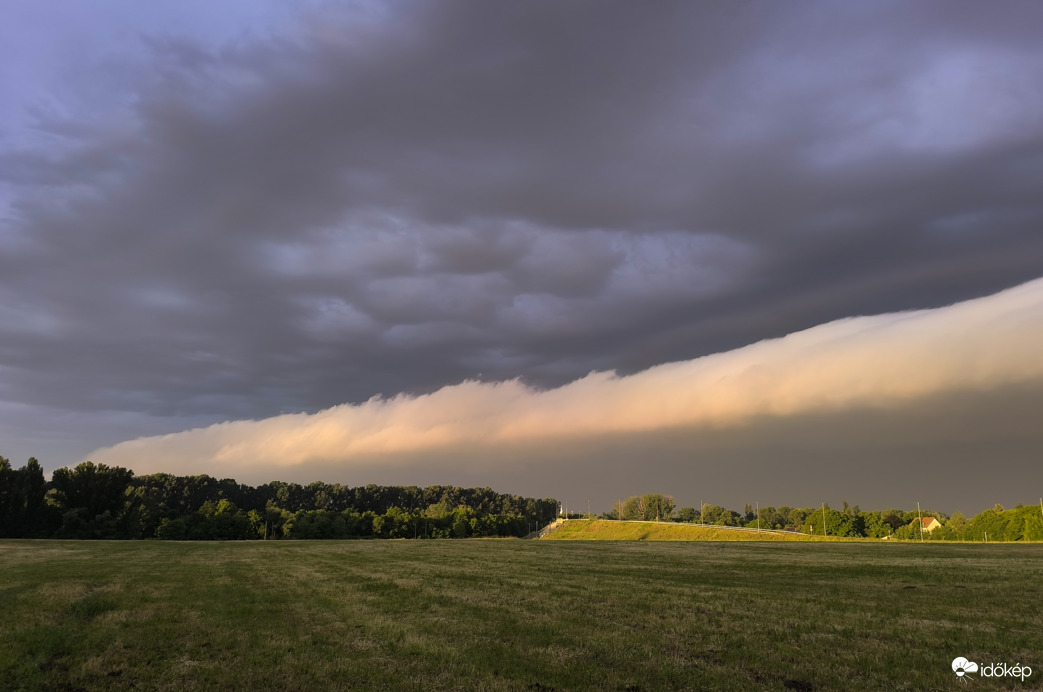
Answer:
[2, 2, 1042, 508]
[88, 279, 1043, 513]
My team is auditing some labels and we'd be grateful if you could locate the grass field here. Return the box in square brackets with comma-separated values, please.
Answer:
[542, 519, 830, 541]
[1, 539, 1039, 691]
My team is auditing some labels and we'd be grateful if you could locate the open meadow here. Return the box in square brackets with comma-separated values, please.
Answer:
[542, 519, 828, 541]
[1, 538, 1040, 691]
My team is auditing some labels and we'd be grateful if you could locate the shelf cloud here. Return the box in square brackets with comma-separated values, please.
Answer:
[90, 278, 1043, 494]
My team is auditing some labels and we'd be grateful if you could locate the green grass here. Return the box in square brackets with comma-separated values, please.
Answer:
[543, 519, 831, 541]
[1, 540, 1039, 691]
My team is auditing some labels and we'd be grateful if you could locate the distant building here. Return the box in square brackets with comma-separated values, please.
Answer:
[919, 517, 941, 533]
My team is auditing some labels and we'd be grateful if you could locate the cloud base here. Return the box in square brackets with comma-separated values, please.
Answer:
[89, 277, 1043, 506]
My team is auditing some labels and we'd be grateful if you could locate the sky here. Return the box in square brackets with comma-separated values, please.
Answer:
[2, 1, 1042, 514]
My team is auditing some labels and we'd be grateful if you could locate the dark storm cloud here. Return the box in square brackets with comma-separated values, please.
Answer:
[2, 0, 1043, 472]
[90, 279, 1043, 514]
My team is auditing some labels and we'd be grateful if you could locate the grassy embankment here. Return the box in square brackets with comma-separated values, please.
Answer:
[542, 519, 837, 541]
[1, 539, 1040, 691]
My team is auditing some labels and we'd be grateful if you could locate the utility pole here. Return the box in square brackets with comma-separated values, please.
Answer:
[756, 501, 760, 533]
[918, 502, 924, 543]
[700, 499, 704, 525]
[822, 503, 827, 537]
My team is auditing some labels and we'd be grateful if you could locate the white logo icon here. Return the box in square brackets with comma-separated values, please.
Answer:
[953, 657, 979, 678]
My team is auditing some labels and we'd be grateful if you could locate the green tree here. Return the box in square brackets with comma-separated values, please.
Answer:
[50, 462, 134, 537]
[861, 511, 893, 538]
[0, 456, 17, 536]
[881, 511, 905, 533]
[963, 505, 1043, 542]
[676, 507, 697, 523]
[451, 507, 475, 537]
[702, 504, 739, 526]
[893, 520, 921, 540]
[0, 457, 49, 537]
[646, 494, 675, 521]
[621, 496, 641, 520]
[946, 511, 969, 535]
[155, 517, 188, 540]
[801, 507, 866, 537]
[757, 506, 784, 530]
[621, 494, 675, 521]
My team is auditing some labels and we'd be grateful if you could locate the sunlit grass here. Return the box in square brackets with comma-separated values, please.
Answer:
[1, 540, 1039, 690]
[542, 519, 834, 541]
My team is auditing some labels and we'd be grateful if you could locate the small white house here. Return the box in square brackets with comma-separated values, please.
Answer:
[919, 517, 941, 533]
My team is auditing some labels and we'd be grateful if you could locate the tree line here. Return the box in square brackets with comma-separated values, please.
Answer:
[601, 494, 1043, 541]
[0, 457, 558, 540]
[4, 456, 1038, 542]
